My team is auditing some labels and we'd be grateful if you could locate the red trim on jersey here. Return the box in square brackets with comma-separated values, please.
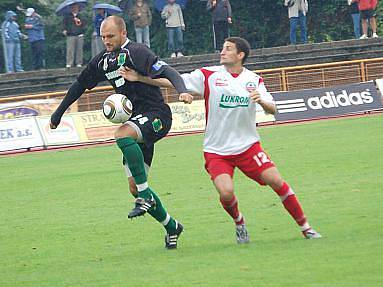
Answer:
[231, 73, 240, 78]
[258, 77, 264, 85]
[199, 68, 216, 125]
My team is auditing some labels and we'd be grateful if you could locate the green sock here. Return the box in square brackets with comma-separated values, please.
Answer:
[131, 189, 177, 233]
[149, 191, 177, 233]
[116, 137, 152, 199]
[117, 137, 177, 232]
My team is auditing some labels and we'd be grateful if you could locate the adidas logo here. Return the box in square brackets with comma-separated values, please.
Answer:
[276, 89, 374, 113]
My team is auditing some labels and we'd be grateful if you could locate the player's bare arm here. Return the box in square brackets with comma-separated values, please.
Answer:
[119, 67, 173, 88]
[250, 90, 276, 115]
[119, 67, 194, 104]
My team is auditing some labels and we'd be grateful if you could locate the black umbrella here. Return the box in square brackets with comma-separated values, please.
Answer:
[55, 0, 87, 16]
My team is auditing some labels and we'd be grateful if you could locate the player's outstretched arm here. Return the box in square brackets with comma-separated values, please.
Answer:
[119, 67, 173, 88]
[250, 90, 276, 115]
[50, 81, 85, 129]
[119, 66, 193, 104]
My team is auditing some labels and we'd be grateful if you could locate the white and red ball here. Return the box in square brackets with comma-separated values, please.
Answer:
[102, 94, 133, 124]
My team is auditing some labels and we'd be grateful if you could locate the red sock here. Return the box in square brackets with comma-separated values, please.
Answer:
[220, 195, 244, 225]
[274, 182, 308, 227]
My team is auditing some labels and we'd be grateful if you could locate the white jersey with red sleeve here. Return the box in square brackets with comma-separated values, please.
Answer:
[182, 65, 274, 155]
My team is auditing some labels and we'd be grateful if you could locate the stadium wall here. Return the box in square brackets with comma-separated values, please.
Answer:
[1, 80, 382, 154]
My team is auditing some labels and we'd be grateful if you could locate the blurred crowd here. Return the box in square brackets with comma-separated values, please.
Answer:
[0, 0, 380, 74]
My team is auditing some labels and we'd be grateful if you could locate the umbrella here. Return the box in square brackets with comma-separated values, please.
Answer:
[93, 3, 122, 15]
[55, 0, 88, 16]
[154, 0, 188, 12]
[117, 0, 135, 12]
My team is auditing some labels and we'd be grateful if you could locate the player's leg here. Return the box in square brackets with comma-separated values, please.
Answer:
[258, 168, 321, 239]
[237, 142, 321, 239]
[115, 124, 153, 204]
[117, 110, 183, 248]
[123, 144, 180, 236]
[204, 152, 249, 244]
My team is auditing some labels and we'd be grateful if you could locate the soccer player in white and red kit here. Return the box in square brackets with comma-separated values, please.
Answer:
[120, 37, 321, 243]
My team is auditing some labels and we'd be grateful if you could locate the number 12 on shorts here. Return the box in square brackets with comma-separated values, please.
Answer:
[253, 152, 271, 167]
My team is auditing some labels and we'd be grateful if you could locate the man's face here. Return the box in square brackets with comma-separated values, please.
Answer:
[101, 22, 126, 52]
[71, 4, 79, 14]
[220, 41, 242, 66]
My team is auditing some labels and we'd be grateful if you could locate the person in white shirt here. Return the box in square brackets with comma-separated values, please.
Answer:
[284, 0, 309, 44]
[119, 37, 321, 244]
[161, 0, 185, 58]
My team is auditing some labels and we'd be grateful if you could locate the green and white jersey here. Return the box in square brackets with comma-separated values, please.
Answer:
[182, 65, 274, 155]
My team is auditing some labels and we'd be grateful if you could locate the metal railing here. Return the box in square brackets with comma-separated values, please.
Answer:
[1, 57, 382, 112]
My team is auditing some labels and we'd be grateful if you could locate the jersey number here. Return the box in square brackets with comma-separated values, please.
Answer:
[253, 152, 270, 167]
[131, 114, 149, 125]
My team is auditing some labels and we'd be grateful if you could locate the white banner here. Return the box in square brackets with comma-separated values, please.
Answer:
[37, 116, 80, 145]
[376, 79, 383, 93]
[0, 117, 44, 152]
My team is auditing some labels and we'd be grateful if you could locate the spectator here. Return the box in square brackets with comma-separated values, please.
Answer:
[207, 0, 232, 53]
[92, 8, 105, 57]
[284, 0, 309, 45]
[161, 0, 185, 58]
[348, 0, 360, 39]
[129, 0, 152, 48]
[1, 11, 25, 73]
[63, 4, 86, 68]
[24, 8, 45, 70]
[359, 0, 378, 39]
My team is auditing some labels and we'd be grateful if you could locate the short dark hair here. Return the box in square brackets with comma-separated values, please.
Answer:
[225, 37, 250, 64]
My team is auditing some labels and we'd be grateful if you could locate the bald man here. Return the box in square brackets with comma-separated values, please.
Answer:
[50, 16, 192, 249]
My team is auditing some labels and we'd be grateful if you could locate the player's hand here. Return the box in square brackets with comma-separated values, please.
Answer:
[119, 67, 139, 82]
[50, 113, 61, 129]
[250, 90, 262, 104]
[179, 93, 193, 104]
[228, 17, 232, 24]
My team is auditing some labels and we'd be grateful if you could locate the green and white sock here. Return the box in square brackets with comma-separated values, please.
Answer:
[150, 191, 177, 233]
[116, 137, 151, 200]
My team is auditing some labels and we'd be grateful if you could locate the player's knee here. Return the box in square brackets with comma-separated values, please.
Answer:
[114, 125, 137, 140]
[268, 177, 284, 191]
[260, 168, 283, 189]
[218, 186, 234, 201]
[114, 126, 125, 139]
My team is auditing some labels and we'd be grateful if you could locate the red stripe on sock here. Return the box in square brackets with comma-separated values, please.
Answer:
[273, 182, 307, 226]
[275, 182, 290, 196]
[220, 195, 244, 225]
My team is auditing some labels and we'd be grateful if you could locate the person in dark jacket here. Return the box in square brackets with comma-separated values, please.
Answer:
[207, 0, 232, 52]
[24, 8, 45, 70]
[92, 8, 106, 57]
[63, 4, 86, 68]
[1, 11, 25, 73]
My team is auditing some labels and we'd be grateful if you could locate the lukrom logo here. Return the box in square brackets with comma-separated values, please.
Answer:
[307, 89, 374, 109]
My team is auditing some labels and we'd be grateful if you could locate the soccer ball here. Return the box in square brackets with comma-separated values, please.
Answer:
[102, 93, 133, 124]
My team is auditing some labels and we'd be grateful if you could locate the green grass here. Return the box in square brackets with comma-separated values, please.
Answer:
[1, 115, 383, 287]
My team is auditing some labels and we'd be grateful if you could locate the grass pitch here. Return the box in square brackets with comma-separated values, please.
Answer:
[1, 114, 383, 287]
